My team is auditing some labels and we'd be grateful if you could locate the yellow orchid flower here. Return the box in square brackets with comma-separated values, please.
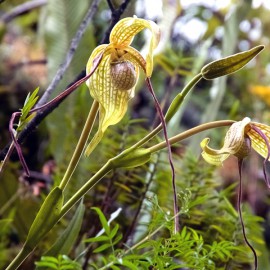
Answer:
[85, 17, 160, 156]
[201, 117, 270, 165]
[201, 117, 270, 269]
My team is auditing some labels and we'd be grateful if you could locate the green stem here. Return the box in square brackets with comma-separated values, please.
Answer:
[6, 245, 32, 270]
[148, 120, 235, 153]
[59, 100, 99, 190]
[132, 73, 203, 149]
[60, 160, 113, 217]
[60, 120, 235, 224]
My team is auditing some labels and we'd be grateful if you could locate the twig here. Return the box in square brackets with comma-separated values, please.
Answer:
[36, 0, 101, 107]
[106, 0, 115, 12]
[1, 0, 47, 23]
[12, 59, 47, 70]
[0, 0, 100, 161]
[1, 53, 103, 176]
[101, 0, 132, 44]
[9, 112, 30, 176]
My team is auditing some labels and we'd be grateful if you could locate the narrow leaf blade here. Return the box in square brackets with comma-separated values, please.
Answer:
[44, 199, 85, 256]
[25, 187, 63, 250]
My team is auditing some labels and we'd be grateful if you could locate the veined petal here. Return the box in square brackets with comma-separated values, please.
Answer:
[85, 53, 138, 156]
[248, 122, 270, 160]
[110, 17, 160, 77]
[86, 44, 108, 75]
[221, 117, 251, 157]
[123, 46, 146, 73]
[200, 118, 252, 165]
[201, 138, 230, 165]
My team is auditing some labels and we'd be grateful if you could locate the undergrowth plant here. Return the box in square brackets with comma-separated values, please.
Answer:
[1, 13, 270, 270]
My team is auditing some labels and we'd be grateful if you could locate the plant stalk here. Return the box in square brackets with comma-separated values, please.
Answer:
[145, 78, 179, 233]
[6, 246, 32, 270]
[59, 100, 99, 190]
[60, 160, 113, 217]
[132, 73, 203, 149]
[148, 120, 235, 153]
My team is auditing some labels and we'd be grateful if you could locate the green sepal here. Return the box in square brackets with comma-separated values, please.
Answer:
[44, 199, 85, 257]
[201, 45, 264, 80]
[111, 148, 151, 169]
[25, 187, 63, 250]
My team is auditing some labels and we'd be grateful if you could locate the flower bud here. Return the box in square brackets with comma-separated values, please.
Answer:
[110, 61, 137, 90]
[201, 45, 264, 80]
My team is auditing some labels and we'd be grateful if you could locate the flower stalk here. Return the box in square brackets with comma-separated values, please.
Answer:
[58, 100, 99, 190]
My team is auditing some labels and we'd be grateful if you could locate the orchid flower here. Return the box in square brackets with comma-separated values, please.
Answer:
[85, 17, 160, 156]
[200, 117, 270, 186]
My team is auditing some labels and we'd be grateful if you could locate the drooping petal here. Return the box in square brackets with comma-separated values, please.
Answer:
[85, 51, 139, 156]
[200, 138, 230, 165]
[110, 17, 160, 77]
[200, 117, 252, 165]
[221, 117, 251, 158]
[86, 44, 108, 77]
[123, 46, 147, 73]
[248, 122, 270, 160]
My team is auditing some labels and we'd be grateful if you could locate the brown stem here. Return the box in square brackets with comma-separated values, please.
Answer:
[1, 0, 47, 23]
[1, 53, 103, 176]
[8, 112, 30, 176]
[237, 159, 258, 270]
[36, 0, 101, 107]
[145, 78, 179, 234]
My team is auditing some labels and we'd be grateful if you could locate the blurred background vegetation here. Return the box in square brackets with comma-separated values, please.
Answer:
[1, 0, 270, 269]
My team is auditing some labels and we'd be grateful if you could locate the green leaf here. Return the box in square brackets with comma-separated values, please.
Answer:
[93, 243, 112, 253]
[201, 45, 264, 79]
[109, 224, 119, 239]
[84, 235, 110, 243]
[39, 256, 59, 264]
[112, 233, 122, 246]
[44, 199, 85, 257]
[110, 265, 121, 270]
[120, 259, 138, 270]
[35, 262, 58, 269]
[0, 218, 13, 234]
[17, 87, 39, 131]
[91, 207, 110, 235]
[25, 187, 63, 250]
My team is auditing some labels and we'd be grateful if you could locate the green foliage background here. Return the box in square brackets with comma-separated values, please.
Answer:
[1, 0, 270, 269]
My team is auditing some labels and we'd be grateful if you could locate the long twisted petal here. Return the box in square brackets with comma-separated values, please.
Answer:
[110, 17, 160, 77]
[200, 138, 230, 165]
